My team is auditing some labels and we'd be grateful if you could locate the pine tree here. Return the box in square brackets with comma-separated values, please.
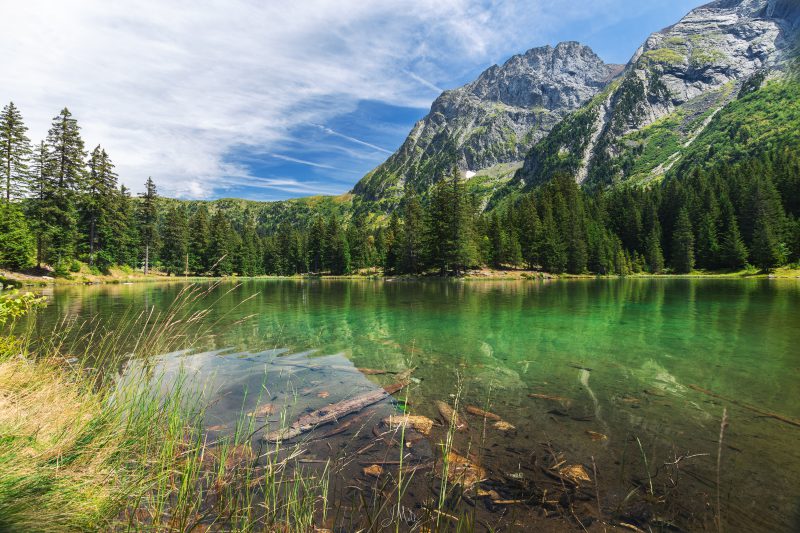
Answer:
[160, 206, 188, 275]
[81, 146, 119, 269]
[0, 102, 32, 202]
[671, 207, 695, 273]
[450, 168, 479, 274]
[695, 212, 720, 270]
[27, 141, 48, 267]
[719, 210, 748, 270]
[0, 202, 34, 269]
[189, 205, 211, 274]
[487, 212, 506, 268]
[43, 107, 86, 269]
[325, 215, 350, 275]
[538, 200, 567, 274]
[750, 208, 781, 271]
[424, 177, 451, 275]
[401, 186, 424, 274]
[113, 185, 139, 267]
[240, 218, 262, 276]
[308, 215, 326, 273]
[209, 209, 234, 275]
[138, 177, 159, 274]
[518, 194, 542, 269]
[384, 212, 401, 274]
[644, 226, 664, 273]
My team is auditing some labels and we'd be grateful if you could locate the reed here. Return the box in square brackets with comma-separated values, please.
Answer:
[0, 285, 331, 532]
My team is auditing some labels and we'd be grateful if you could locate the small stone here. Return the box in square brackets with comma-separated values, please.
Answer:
[363, 464, 383, 477]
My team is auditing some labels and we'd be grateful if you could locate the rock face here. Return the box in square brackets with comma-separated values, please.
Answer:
[515, 0, 800, 190]
[352, 42, 622, 207]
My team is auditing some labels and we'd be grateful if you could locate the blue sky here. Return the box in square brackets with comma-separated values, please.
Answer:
[2, 0, 705, 201]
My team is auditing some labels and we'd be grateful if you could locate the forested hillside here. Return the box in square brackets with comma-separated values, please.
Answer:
[2, 0, 799, 279]
[2, 79, 799, 278]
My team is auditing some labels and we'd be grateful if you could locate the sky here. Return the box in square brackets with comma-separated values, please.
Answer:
[1, 0, 706, 201]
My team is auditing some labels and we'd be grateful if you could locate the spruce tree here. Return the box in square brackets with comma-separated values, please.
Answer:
[0, 102, 32, 202]
[384, 212, 401, 274]
[518, 194, 542, 269]
[695, 212, 720, 270]
[138, 177, 159, 274]
[160, 206, 189, 275]
[209, 209, 234, 275]
[308, 215, 326, 273]
[43, 107, 86, 269]
[240, 218, 262, 276]
[401, 186, 424, 274]
[671, 207, 695, 273]
[81, 146, 119, 268]
[719, 210, 748, 270]
[189, 205, 211, 274]
[113, 185, 139, 267]
[538, 200, 567, 274]
[325, 215, 350, 275]
[0, 202, 34, 269]
[750, 209, 781, 271]
[27, 141, 48, 267]
[424, 177, 451, 275]
[644, 226, 665, 273]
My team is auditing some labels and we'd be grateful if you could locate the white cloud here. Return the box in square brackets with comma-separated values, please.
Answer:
[0, 0, 665, 199]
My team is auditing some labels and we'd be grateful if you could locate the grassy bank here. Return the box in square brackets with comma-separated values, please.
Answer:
[0, 287, 332, 532]
[5, 262, 799, 289]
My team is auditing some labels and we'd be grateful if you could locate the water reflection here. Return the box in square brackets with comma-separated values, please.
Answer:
[25, 278, 800, 531]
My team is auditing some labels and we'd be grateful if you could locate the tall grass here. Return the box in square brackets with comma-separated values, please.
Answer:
[0, 283, 330, 532]
[1, 283, 493, 532]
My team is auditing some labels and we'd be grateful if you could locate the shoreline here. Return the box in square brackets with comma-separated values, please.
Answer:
[3, 265, 799, 289]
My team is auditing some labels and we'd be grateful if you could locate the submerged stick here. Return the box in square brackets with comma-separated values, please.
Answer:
[262, 381, 408, 442]
[688, 384, 800, 428]
[716, 407, 728, 533]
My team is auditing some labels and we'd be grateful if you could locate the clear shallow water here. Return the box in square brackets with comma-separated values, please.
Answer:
[26, 279, 800, 531]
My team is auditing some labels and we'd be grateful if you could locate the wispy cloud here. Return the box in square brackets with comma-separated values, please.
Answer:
[311, 124, 394, 155]
[0, 0, 699, 199]
[266, 153, 350, 172]
[404, 70, 445, 94]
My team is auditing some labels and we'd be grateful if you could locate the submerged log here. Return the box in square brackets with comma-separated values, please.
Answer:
[528, 393, 571, 403]
[465, 405, 502, 421]
[435, 400, 468, 431]
[383, 414, 435, 436]
[688, 384, 800, 428]
[262, 381, 408, 442]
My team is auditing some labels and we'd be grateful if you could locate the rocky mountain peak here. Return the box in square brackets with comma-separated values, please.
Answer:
[352, 42, 620, 207]
[515, 0, 799, 191]
[464, 41, 620, 110]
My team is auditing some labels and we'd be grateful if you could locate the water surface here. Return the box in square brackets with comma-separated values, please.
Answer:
[27, 278, 800, 531]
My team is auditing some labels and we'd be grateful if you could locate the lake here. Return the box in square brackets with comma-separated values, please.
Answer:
[25, 278, 800, 531]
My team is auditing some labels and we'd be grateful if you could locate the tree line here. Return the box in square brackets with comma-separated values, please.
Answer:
[1, 101, 798, 277]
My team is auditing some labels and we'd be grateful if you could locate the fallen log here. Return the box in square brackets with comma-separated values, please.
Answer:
[528, 393, 571, 403]
[465, 405, 502, 421]
[688, 384, 800, 428]
[436, 400, 468, 431]
[262, 381, 408, 442]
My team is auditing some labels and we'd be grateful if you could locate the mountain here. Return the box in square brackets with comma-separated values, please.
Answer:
[513, 0, 800, 192]
[352, 42, 623, 211]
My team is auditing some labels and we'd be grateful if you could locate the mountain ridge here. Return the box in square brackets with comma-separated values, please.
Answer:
[352, 41, 622, 210]
[513, 0, 800, 191]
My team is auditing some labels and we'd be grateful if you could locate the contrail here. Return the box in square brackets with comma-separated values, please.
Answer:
[269, 153, 346, 171]
[405, 70, 444, 93]
[311, 124, 393, 154]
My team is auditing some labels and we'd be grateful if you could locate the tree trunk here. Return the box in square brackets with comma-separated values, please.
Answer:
[144, 244, 150, 274]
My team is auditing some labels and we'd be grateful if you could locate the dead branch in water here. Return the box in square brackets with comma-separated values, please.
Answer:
[688, 384, 800, 428]
[262, 381, 408, 442]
